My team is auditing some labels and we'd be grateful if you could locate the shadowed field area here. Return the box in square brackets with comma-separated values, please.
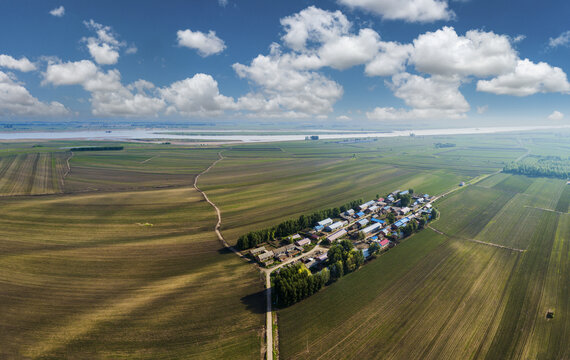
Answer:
[0, 187, 264, 359]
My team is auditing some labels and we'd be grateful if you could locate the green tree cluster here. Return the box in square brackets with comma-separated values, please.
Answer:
[271, 263, 330, 307]
[503, 158, 569, 179]
[326, 240, 365, 281]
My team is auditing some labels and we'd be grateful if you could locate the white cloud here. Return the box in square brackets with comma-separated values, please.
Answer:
[337, 115, 351, 120]
[338, 0, 454, 22]
[317, 28, 381, 70]
[549, 30, 570, 48]
[547, 110, 564, 121]
[512, 34, 526, 43]
[365, 42, 413, 76]
[477, 105, 488, 114]
[49, 6, 65, 17]
[125, 45, 138, 54]
[0, 55, 36, 72]
[218, 0, 228, 7]
[83, 20, 125, 65]
[368, 73, 469, 120]
[233, 45, 343, 118]
[410, 27, 518, 77]
[177, 29, 226, 57]
[477, 59, 570, 96]
[280, 6, 351, 52]
[160, 74, 235, 117]
[0, 71, 69, 116]
[44, 60, 164, 117]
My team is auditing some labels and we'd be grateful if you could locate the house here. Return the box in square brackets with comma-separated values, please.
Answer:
[256, 251, 274, 263]
[425, 203, 432, 209]
[317, 218, 333, 227]
[423, 194, 430, 199]
[367, 205, 379, 213]
[380, 239, 390, 248]
[399, 190, 409, 196]
[345, 209, 355, 216]
[381, 228, 390, 236]
[357, 218, 370, 228]
[356, 211, 365, 218]
[327, 229, 347, 242]
[360, 222, 382, 235]
[377, 197, 385, 202]
[359, 200, 375, 210]
[325, 221, 345, 232]
[274, 244, 295, 256]
[295, 238, 311, 247]
[291, 234, 302, 240]
[361, 248, 371, 258]
[399, 207, 411, 215]
[313, 225, 324, 231]
[370, 236, 379, 241]
[250, 246, 266, 255]
[459, 181, 465, 186]
[317, 253, 328, 262]
[370, 218, 385, 224]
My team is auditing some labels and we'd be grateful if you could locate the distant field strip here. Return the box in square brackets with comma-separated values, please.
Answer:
[0, 153, 67, 196]
[555, 185, 570, 213]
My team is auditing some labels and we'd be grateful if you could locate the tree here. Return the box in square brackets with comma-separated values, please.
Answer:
[431, 208, 439, 220]
[386, 212, 395, 224]
[369, 242, 380, 255]
[408, 188, 414, 195]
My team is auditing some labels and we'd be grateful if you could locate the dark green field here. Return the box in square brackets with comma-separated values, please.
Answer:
[0, 131, 568, 359]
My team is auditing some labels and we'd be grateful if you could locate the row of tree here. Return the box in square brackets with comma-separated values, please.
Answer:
[503, 160, 569, 179]
[237, 199, 363, 249]
[271, 263, 330, 307]
[434, 142, 456, 148]
[70, 146, 124, 151]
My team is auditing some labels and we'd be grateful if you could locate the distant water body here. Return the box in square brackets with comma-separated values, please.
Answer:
[0, 125, 568, 143]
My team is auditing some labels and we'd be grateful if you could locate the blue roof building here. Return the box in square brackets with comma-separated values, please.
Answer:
[399, 190, 409, 196]
[370, 218, 385, 224]
[356, 211, 365, 218]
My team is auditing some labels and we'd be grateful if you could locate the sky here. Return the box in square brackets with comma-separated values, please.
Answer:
[1, 0, 570, 127]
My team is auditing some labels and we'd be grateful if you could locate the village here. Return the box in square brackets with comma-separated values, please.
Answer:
[248, 189, 436, 273]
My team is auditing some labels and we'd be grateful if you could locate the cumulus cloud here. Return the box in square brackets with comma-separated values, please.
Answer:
[83, 20, 126, 65]
[44, 60, 164, 117]
[49, 6, 65, 17]
[0, 71, 69, 116]
[280, 6, 351, 52]
[547, 110, 564, 121]
[177, 29, 226, 57]
[233, 45, 343, 118]
[218, 0, 228, 7]
[338, 0, 454, 22]
[549, 30, 570, 48]
[43, 59, 243, 118]
[364, 42, 413, 76]
[367, 73, 469, 120]
[160, 74, 235, 117]
[410, 27, 518, 77]
[476, 59, 570, 96]
[0, 55, 36, 72]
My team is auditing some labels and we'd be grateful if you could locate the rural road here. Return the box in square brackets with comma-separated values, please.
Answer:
[194, 151, 276, 360]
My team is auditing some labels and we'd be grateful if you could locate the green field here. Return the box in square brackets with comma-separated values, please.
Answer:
[1, 131, 568, 359]
[277, 172, 569, 359]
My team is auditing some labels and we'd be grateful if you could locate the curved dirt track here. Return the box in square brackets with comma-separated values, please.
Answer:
[193, 151, 274, 360]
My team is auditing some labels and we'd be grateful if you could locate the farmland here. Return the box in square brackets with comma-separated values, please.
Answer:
[0, 131, 569, 359]
[278, 172, 569, 359]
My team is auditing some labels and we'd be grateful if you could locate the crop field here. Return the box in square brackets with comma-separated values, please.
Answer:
[1, 131, 567, 359]
[0, 152, 68, 196]
[201, 135, 530, 246]
[278, 172, 568, 359]
[0, 186, 263, 359]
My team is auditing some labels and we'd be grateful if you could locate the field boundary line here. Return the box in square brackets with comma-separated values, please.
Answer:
[524, 205, 566, 215]
[140, 155, 159, 164]
[428, 226, 525, 253]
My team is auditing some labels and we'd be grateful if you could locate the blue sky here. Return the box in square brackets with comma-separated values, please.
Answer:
[1, 0, 570, 126]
